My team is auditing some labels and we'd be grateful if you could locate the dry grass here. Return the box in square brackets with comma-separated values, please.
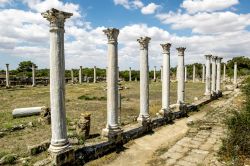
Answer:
[0, 81, 204, 161]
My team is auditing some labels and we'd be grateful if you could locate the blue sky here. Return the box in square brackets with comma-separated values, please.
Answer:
[0, 0, 250, 70]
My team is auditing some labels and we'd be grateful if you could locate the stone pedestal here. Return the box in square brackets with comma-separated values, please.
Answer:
[176, 47, 186, 109]
[102, 28, 122, 138]
[234, 62, 237, 89]
[32, 64, 36, 87]
[93, 66, 97, 83]
[5, 64, 10, 88]
[211, 56, 217, 96]
[42, 8, 72, 154]
[159, 43, 171, 116]
[204, 55, 212, 96]
[137, 36, 151, 123]
[153, 66, 156, 82]
[129, 67, 132, 81]
[79, 66, 82, 84]
[193, 65, 196, 82]
[216, 57, 222, 96]
[202, 64, 205, 83]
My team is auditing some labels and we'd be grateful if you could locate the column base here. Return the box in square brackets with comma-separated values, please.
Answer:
[176, 103, 187, 114]
[159, 108, 170, 116]
[216, 91, 223, 97]
[137, 114, 151, 124]
[102, 127, 123, 140]
[32, 84, 36, 87]
[49, 140, 71, 154]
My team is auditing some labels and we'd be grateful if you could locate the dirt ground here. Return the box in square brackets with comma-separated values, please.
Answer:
[0, 81, 204, 163]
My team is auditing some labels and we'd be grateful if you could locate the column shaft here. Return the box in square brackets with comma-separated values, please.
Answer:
[193, 65, 196, 82]
[184, 66, 187, 82]
[32, 64, 36, 87]
[93, 66, 96, 83]
[202, 64, 205, 83]
[211, 56, 217, 95]
[129, 67, 132, 81]
[5, 64, 9, 87]
[216, 57, 222, 95]
[137, 37, 151, 122]
[42, 8, 72, 153]
[204, 55, 212, 95]
[71, 69, 74, 84]
[160, 43, 171, 114]
[223, 63, 226, 82]
[234, 62, 237, 88]
[79, 66, 82, 84]
[176, 47, 186, 105]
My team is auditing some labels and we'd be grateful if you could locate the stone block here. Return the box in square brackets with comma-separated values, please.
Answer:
[76, 113, 91, 140]
[28, 140, 50, 155]
[50, 148, 75, 166]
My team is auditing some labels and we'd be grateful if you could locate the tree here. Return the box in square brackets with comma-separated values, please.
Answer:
[17, 61, 35, 73]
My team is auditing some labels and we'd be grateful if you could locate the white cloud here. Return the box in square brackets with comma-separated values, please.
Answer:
[156, 11, 250, 35]
[113, 0, 143, 9]
[181, 0, 239, 13]
[141, 3, 160, 15]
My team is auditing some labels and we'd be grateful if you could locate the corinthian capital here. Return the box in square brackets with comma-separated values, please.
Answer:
[160, 43, 171, 53]
[103, 28, 119, 44]
[137, 36, 151, 50]
[176, 47, 186, 55]
[41, 8, 73, 29]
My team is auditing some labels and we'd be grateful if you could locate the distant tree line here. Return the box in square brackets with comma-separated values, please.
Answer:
[0, 56, 249, 80]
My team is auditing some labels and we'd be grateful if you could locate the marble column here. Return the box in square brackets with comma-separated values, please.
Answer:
[234, 62, 237, 88]
[117, 67, 119, 81]
[184, 66, 187, 82]
[129, 67, 132, 81]
[79, 66, 82, 84]
[216, 57, 222, 95]
[32, 64, 36, 87]
[160, 43, 171, 115]
[211, 56, 217, 95]
[202, 64, 205, 83]
[137, 36, 151, 123]
[93, 66, 96, 83]
[5, 64, 10, 88]
[204, 55, 212, 95]
[71, 69, 74, 84]
[193, 65, 196, 82]
[176, 47, 186, 105]
[153, 66, 156, 82]
[160, 65, 163, 82]
[223, 63, 226, 82]
[102, 28, 122, 137]
[42, 8, 72, 153]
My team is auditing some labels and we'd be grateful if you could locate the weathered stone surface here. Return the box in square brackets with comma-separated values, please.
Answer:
[37, 107, 51, 124]
[12, 106, 45, 118]
[33, 158, 51, 166]
[76, 113, 91, 140]
[0, 154, 17, 165]
[50, 148, 75, 166]
[28, 140, 50, 155]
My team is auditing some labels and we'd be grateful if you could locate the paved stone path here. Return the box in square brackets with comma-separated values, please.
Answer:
[91, 90, 239, 166]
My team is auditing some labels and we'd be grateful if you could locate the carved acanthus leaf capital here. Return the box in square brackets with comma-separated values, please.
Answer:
[41, 8, 73, 28]
[137, 36, 151, 49]
[103, 28, 119, 43]
[176, 47, 186, 55]
[205, 54, 212, 59]
[160, 43, 171, 53]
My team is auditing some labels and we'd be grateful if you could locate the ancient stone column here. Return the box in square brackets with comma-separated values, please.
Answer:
[223, 63, 226, 82]
[176, 47, 186, 105]
[137, 36, 151, 123]
[42, 8, 72, 153]
[79, 66, 82, 84]
[193, 65, 196, 82]
[102, 28, 122, 137]
[216, 57, 222, 96]
[160, 65, 163, 82]
[204, 55, 212, 95]
[117, 67, 119, 81]
[211, 56, 218, 95]
[184, 66, 187, 82]
[202, 64, 205, 83]
[71, 69, 74, 84]
[153, 66, 156, 82]
[93, 66, 96, 83]
[234, 62, 237, 88]
[5, 64, 10, 87]
[32, 64, 36, 87]
[160, 43, 171, 115]
[129, 67, 132, 81]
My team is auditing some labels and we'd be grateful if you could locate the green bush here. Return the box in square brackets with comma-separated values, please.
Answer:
[78, 95, 106, 101]
[220, 77, 250, 165]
